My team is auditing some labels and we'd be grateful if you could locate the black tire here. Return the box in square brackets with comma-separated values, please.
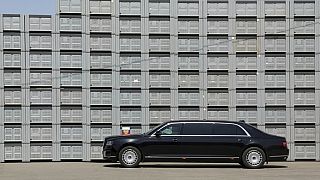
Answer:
[119, 146, 141, 168]
[239, 161, 245, 167]
[241, 147, 266, 169]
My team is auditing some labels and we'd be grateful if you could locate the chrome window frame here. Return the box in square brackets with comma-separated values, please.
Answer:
[151, 122, 251, 137]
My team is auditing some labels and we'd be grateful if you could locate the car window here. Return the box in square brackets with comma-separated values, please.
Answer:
[213, 123, 247, 136]
[145, 123, 165, 135]
[159, 124, 182, 135]
[182, 123, 213, 135]
[236, 125, 247, 135]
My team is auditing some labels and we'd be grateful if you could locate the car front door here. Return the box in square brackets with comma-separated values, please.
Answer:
[141, 123, 183, 157]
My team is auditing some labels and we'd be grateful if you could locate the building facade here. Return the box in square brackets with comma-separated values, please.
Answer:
[0, 0, 320, 162]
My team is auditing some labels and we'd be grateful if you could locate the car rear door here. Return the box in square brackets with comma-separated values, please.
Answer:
[179, 123, 249, 158]
[141, 123, 183, 157]
[210, 123, 249, 157]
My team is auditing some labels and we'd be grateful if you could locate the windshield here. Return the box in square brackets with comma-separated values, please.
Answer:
[144, 123, 166, 135]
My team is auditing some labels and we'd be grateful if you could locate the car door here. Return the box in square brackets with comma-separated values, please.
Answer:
[209, 123, 249, 157]
[179, 123, 249, 158]
[141, 123, 183, 157]
[179, 123, 215, 157]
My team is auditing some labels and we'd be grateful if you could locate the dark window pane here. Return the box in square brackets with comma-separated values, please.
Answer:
[213, 123, 247, 135]
[160, 123, 182, 135]
[236, 126, 247, 135]
[213, 124, 236, 135]
[182, 123, 213, 135]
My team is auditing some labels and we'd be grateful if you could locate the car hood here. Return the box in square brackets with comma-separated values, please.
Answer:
[105, 134, 144, 141]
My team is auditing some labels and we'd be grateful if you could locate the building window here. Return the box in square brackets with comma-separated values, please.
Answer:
[236, 2, 257, 16]
[90, 0, 111, 14]
[120, 19, 141, 33]
[60, 18, 81, 31]
[90, 36, 112, 51]
[30, 17, 51, 31]
[149, 2, 170, 16]
[149, 19, 170, 33]
[207, 2, 228, 16]
[178, 2, 199, 16]
[3, 16, 20, 30]
[120, 1, 141, 15]
[178, 20, 199, 34]
[60, 0, 81, 13]
[90, 18, 111, 32]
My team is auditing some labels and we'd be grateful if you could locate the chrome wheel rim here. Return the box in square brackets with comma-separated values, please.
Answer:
[122, 149, 138, 166]
[246, 150, 262, 167]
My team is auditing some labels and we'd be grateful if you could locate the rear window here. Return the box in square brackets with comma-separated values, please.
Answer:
[182, 123, 213, 135]
[213, 123, 247, 136]
[242, 124, 266, 137]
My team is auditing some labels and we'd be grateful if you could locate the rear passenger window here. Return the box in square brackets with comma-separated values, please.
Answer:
[213, 124, 247, 135]
[182, 123, 213, 135]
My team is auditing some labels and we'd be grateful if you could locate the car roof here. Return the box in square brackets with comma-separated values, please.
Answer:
[164, 120, 245, 125]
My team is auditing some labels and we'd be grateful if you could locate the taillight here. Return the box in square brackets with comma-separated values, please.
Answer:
[282, 141, 287, 148]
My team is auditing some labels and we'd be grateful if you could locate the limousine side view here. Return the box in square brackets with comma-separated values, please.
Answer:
[102, 121, 289, 169]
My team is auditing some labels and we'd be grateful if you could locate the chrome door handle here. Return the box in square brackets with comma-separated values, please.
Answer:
[173, 138, 178, 142]
[238, 138, 243, 142]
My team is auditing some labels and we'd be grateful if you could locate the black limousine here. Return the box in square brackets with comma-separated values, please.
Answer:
[103, 121, 289, 168]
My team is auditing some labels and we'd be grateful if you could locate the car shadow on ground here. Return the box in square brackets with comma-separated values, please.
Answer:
[103, 163, 288, 169]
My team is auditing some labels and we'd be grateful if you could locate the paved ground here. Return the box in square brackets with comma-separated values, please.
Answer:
[0, 162, 319, 180]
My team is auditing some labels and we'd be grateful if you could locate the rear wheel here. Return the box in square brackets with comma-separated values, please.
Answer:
[119, 146, 141, 168]
[241, 147, 266, 169]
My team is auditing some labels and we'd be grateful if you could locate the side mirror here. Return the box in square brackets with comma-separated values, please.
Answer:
[155, 131, 162, 137]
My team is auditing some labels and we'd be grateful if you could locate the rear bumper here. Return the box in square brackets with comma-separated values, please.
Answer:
[268, 155, 288, 161]
[267, 147, 289, 162]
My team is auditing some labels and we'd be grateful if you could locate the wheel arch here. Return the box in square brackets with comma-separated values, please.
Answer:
[118, 143, 144, 161]
[242, 144, 268, 162]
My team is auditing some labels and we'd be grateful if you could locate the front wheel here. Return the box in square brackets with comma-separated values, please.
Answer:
[239, 161, 244, 167]
[241, 147, 266, 169]
[119, 146, 141, 168]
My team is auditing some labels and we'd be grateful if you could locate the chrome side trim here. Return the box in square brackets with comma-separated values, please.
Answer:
[103, 156, 117, 158]
[150, 135, 249, 137]
[145, 156, 239, 159]
[269, 155, 288, 158]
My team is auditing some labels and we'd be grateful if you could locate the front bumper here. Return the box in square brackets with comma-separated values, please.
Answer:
[102, 146, 118, 162]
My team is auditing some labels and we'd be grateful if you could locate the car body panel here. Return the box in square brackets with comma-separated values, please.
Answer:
[178, 136, 249, 157]
[102, 121, 289, 163]
[140, 136, 183, 157]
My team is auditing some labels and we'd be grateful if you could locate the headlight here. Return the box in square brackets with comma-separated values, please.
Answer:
[106, 141, 113, 146]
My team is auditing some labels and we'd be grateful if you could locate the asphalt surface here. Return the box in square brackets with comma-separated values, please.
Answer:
[0, 162, 319, 180]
